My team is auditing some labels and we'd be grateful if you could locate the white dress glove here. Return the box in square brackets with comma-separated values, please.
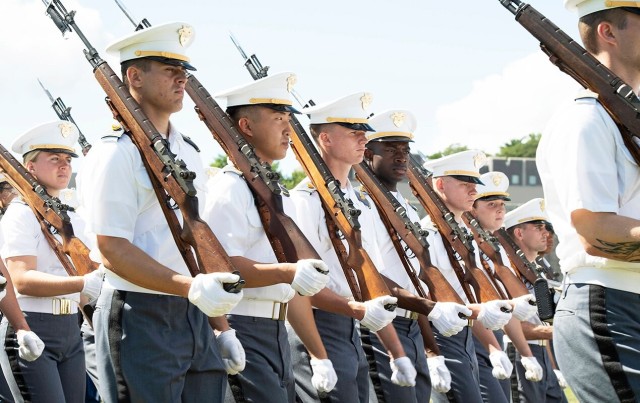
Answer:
[428, 302, 472, 337]
[0, 276, 6, 302]
[553, 369, 568, 389]
[390, 356, 416, 387]
[16, 330, 44, 362]
[81, 270, 104, 304]
[427, 355, 452, 393]
[310, 358, 338, 393]
[478, 300, 512, 330]
[511, 294, 537, 321]
[489, 350, 513, 380]
[360, 296, 397, 332]
[521, 356, 543, 382]
[291, 259, 330, 296]
[216, 329, 245, 375]
[188, 273, 243, 317]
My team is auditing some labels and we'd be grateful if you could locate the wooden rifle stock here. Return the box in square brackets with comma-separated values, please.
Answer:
[353, 163, 464, 304]
[463, 212, 533, 299]
[406, 155, 503, 303]
[0, 144, 96, 276]
[500, 0, 640, 164]
[493, 228, 540, 285]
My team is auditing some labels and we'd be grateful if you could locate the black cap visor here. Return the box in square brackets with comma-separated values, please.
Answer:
[622, 7, 640, 16]
[26, 148, 79, 159]
[336, 122, 375, 132]
[261, 103, 301, 114]
[477, 194, 511, 202]
[144, 56, 196, 71]
[450, 174, 484, 185]
[369, 135, 413, 143]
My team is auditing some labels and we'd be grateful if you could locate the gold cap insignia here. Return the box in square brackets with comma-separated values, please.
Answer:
[286, 74, 297, 93]
[540, 199, 545, 212]
[178, 26, 193, 47]
[391, 112, 405, 128]
[59, 122, 74, 138]
[492, 174, 502, 186]
[360, 93, 372, 110]
[473, 153, 487, 168]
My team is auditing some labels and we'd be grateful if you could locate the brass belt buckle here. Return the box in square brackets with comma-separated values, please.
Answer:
[272, 302, 288, 321]
[52, 298, 72, 315]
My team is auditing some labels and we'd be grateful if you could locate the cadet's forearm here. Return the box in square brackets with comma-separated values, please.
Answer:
[521, 321, 553, 340]
[0, 263, 30, 331]
[375, 323, 406, 360]
[7, 257, 84, 297]
[572, 209, 640, 261]
[418, 314, 441, 357]
[287, 294, 328, 360]
[503, 317, 533, 357]
[208, 316, 231, 333]
[383, 275, 436, 315]
[229, 256, 295, 288]
[472, 322, 502, 353]
[97, 235, 192, 296]
[310, 287, 366, 320]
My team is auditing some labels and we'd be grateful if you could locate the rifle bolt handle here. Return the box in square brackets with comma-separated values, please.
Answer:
[223, 271, 246, 294]
[383, 303, 397, 312]
[500, 307, 513, 314]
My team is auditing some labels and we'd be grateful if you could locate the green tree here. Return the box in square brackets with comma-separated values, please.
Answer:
[497, 133, 541, 158]
[280, 169, 306, 190]
[427, 143, 470, 160]
[210, 154, 228, 168]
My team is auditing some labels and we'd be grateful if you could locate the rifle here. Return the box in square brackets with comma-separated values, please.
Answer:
[499, 0, 640, 164]
[406, 155, 504, 303]
[353, 163, 464, 304]
[42, 0, 243, 293]
[37, 79, 92, 156]
[462, 212, 535, 300]
[0, 143, 96, 277]
[113, 3, 326, 273]
[535, 256, 557, 280]
[229, 34, 395, 304]
[493, 227, 540, 285]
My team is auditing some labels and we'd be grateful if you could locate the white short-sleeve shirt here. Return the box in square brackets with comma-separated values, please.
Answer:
[537, 96, 640, 293]
[202, 165, 295, 304]
[88, 125, 206, 294]
[1, 200, 83, 303]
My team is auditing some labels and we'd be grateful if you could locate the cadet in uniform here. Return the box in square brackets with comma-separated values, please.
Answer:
[88, 23, 243, 402]
[418, 151, 515, 403]
[204, 72, 332, 403]
[537, 2, 640, 399]
[290, 93, 407, 403]
[504, 200, 567, 403]
[363, 109, 472, 402]
[470, 172, 544, 403]
[0, 121, 101, 402]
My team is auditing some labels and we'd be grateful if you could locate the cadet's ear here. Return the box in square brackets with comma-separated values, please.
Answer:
[434, 177, 445, 192]
[597, 20, 617, 48]
[364, 148, 373, 161]
[237, 117, 253, 137]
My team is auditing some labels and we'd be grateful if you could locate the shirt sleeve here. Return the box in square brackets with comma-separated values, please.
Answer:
[1, 204, 39, 259]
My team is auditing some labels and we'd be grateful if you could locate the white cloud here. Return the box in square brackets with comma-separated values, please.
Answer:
[433, 52, 580, 154]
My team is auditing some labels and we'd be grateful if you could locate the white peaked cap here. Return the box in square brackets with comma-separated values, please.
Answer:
[367, 109, 416, 142]
[214, 72, 300, 113]
[106, 22, 196, 70]
[564, 0, 640, 18]
[12, 120, 79, 158]
[504, 198, 550, 229]
[475, 171, 511, 200]
[423, 150, 488, 185]
[303, 92, 375, 132]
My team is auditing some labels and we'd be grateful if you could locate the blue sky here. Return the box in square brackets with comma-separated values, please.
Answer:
[1, 0, 581, 174]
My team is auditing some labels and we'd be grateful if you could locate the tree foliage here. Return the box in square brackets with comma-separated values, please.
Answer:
[426, 143, 470, 160]
[496, 133, 541, 158]
[209, 155, 305, 190]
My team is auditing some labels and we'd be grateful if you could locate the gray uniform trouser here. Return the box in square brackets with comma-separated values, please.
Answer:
[81, 318, 99, 391]
[0, 312, 85, 403]
[226, 314, 294, 403]
[290, 309, 370, 403]
[474, 333, 508, 403]
[431, 325, 483, 403]
[95, 288, 226, 403]
[361, 316, 430, 403]
[514, 344, 566, 403]
[554, 283, 640, 403]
